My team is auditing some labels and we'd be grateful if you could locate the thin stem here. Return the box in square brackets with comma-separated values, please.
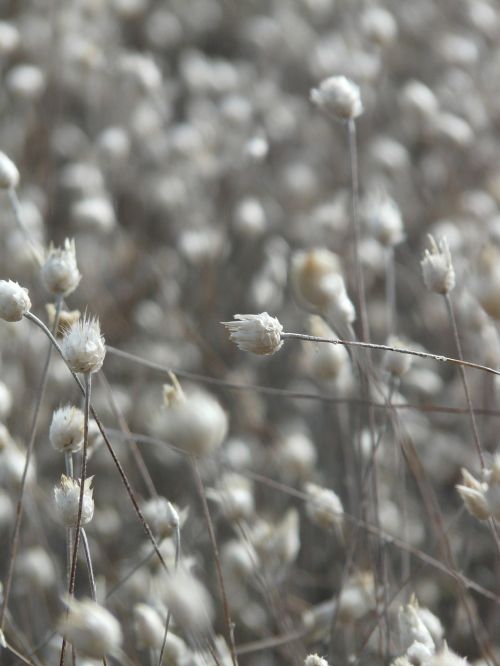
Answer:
[60, 373, 92, 666]
[280, 331, 500, 378]
[385, 246, 396, 335]
[190, 457, 238, 666]
[7, 188, 43, 267]
[158, 524, 180, 665]
[0, 296, 62, 631]
[23, 312, 168, 573]
[347, 118, 369, 343]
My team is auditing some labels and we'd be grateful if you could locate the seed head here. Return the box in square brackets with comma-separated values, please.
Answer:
[0, 151, 19, 189]
[41, 238, 81, 296]
[0, 280, 31, 322]
[421, 235, 455, 294]
[305, 655, 331, 666]
[311, 75, 363, 120]
[54, 474, 94, 527]
[305, 482, 344, 533]
[49, 405, 85, 453]
[61, 315, 106, 374]
[160, 568, 214, 634]
[133, 604, 164, 650]
[58, 597, 122, 659]
[221, 312, 283, 355]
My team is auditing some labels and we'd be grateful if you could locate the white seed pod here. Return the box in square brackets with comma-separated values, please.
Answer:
[291, 249, 341, 311]
[361, 7, 398, 46]
[54, 475, 94, 527]
[17, 546, 57, 591]
[221, 539, 257, 580]
[71, 196, 116, 233]
[251, 509, 300, 569]
[160, 568, 214, 634]
[49, 404, 85, 453]
[207, 473, 255, 522]
[6, 64, 45, 100]
[398, 598, 435, 654]
[133, 604, 164, 650]
[304, 482, 343, 533]
[421, 235, 455, 295]
[161, 378, 228, 456]
[278, 430, 317, 481]
[233, 197, 267, 238]
[456, 484, 490, 521]
[337, 572, 376, 623]
[364, 192, 405, 247]
[61, 315, 106, 374]
[221, 312, 283, 355]
[41, 238, 81, 296]
[0, 280, 31, 321]
[311, 75, 363, 120]
[140, 497, 181, 538]
[305, 655, 331, 666]
[406, 640, 435, 664]
[0, 151, 19, 189]
[425, 646, 468, 666]
[58, 598, 122, 659]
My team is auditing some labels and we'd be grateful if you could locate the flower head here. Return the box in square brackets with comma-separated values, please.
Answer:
[41, 238, 81, 296]
[421, 235, 455, 294]
[221, 312, 283, 355]
[54, 474, 94, 527]
[49, 404, 84, 453]
[61, 315, 106, 374]
[311, 76, 363, 120]
[58, 597, 122, 659]
[0, 151, 19, 189]
[0, 280, 31, 322]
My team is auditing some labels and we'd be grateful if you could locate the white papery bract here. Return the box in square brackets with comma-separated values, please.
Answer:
[221, 312, 283, 355]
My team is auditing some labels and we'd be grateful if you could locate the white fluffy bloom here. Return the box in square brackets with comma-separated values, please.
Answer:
[49, 405, 85, 453]
[133, 604, 165, 650]
[41, 238, 81, 296]
[160, 568, 214, 634]
[305, 482, 344, 532]
[311, 75, 363, 120]
[305, 656, 330, 666]
[61, 315, 106, 374]
[221, 312, 283, 355]
[140, 496, 181, 538]
[0, 280, 31, 322]
[0, 151, 19, 189]
[54, 474, 94, 527]
[161, 378, 228, 456]
[58, 598, 122, 659]
[421, 235, 455, 294]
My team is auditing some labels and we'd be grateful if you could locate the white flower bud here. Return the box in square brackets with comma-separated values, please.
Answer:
[207, 473, 255, 522]
[0, 280, 31, 321]
[398, 598, 435, 654]
[161, 380, 228, 456]
[0, 151, 19, 189]
[58, 598, 122, 659]
[305, 655, 330, 666]
[365, 192, 405, 247]
[41, 238, 81, 296]
[311, 75, 363, 120]
[54, 475, 94, 527]
[140, 497, 181, 538]
[421, 235, 455, 294]
[61, 315, 106, 374]
[456, 484, 490, 521]
[221, 312, 283, 355]
[49, 405, 84, 453]
[160, 568, 214, 634]
[133, 604, 164, 650]
[305, 482, 343, 532]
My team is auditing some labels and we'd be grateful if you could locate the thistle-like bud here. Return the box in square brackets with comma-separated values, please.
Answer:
[421, 235, 455, 294]
[0, 280, 31, 322]
[54, 474, 94, 527]
[0, 151, 19, 189]
[58, 598, 122, 659]
[221, 312, 283, 355]
[161, 377, 228, 456]
[304, 482, 344, 533]
[41, 239, 81, 296]
[49, 405, 85, 453]
[311, 75, 363, 120]
[61, 315, 106, 374]
[305, 655, 331, 666]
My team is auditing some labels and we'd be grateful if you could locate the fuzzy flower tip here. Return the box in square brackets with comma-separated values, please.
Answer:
[0, 279, 31, 322]
[58, 597, 122, 659]
[61, 315, 106, 374]
[41, 238, 81, 296]
[54, 474, 94, 527]
[221, 312, 283, 355]
[311, 75, 363, 120]
[421, 235, 455, 294]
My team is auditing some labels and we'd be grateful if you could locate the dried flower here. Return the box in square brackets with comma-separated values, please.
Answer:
[61, 315, 106, 374]
[0, 280, 31, 322]
[421, 235, 455, 294]
[221, 312, 283, 355]
[133, 604, 164, 650]
[49, 405, 85, 453]
[41, 238, 81, 296]
[160, 568, 214, 634]
[54, 474, 94, 527]
[305, 482, 344, 533]
[0, 151, 19, 189]
[140, 496, 181, 538]
[311, 75, 363, 120]
[305, 655, 330, 666]
[58, 597, 122, 659]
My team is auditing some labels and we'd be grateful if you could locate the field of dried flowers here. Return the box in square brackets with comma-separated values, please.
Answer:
[1, 1, 500, 665]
